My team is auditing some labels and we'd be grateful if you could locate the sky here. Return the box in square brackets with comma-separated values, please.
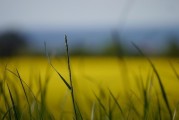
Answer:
[0, 0, 179, 30]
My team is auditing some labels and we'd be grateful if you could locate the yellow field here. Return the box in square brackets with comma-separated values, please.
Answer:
[0, 56, 179, 119]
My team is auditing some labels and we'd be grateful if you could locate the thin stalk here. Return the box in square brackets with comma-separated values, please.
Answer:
[65, 35, 77, 120]
[6, 84, 18, 120]
[16, 69, 32, 120]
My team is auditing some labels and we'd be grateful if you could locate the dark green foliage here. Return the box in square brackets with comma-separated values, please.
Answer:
[103, 30, 124, 56]
[0, 31, 27, 57]
[166, 35, 179, 57]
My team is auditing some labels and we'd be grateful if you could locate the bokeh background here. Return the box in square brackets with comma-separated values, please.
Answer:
[0, 0, 179, 57]
[1, 1, 179, 119]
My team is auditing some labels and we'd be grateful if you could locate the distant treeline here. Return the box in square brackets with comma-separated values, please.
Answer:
[0, 31, 28, 57]
[69, 31, 179, 57]
[0, 30, 179, 57]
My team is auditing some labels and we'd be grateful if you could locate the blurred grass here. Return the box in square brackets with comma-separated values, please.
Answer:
[0, 56, 179, 119]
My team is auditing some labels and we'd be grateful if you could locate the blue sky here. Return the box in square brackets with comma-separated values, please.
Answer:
[0, 0, 179, 54]
[0, 0, 179, 30]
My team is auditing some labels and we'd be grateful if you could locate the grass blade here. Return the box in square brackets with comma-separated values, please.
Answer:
[157, 93, 162, 120]
[6, 68, 37, 102]
[172, 102, 179, 120]
[132, 42, 172, 119]
[93, 92, 109, 118]
[1, 107, 13, 120]
[170, 61, 179, 80]
[91, 102, 95, 120]
[108, 89, 124, 119]
[16, 69, 32, 120]
[64, 35, 78, 120]
[6, 83, 18, 120]
[44, 41, 71, 90]
[75, 101, 83, 120]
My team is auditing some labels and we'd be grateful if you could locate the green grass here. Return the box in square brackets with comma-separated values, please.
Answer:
[0, 36, 179, 120]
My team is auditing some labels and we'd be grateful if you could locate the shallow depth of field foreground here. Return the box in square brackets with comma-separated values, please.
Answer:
[0, 56, 179, 120]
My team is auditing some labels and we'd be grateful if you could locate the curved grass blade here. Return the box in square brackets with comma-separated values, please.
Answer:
[6, 83, 18, 120]
[93, 92, 109, 118]
[5, 67, 45, 119]
[5, 68, 37, 102]
[169, 61, 179, 80]
[44, 41, 71, 90]
[15, 69, 32, 120]
[108, 89, 124, 119]
[132, 42, 173, 119]
[1, 107, 13, 120]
